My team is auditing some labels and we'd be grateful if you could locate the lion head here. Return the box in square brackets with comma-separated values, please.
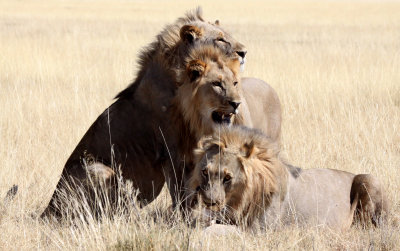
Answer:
[157, 8, 247, 70]
[173, 45, 243, 139]
[177, 21, 246, 69]
[116, 7, 247, 100]
[188, 126, 287, 226]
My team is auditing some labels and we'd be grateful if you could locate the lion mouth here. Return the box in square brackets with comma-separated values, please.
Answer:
[212, 111, 234, 124]
[203, 201, 218, 207]
[203, 201, 223, 212]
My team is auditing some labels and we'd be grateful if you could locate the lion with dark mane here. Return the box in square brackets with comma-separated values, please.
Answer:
[40, 8, 282, 218]
[188, 126, 389, 230]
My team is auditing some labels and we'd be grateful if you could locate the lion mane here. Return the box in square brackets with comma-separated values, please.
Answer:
[174, 45, 242, 137]
[190, 126, 287, 227]
[115, 8, 203, 99]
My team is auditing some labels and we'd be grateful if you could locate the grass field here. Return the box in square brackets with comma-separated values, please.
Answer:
[1, 0, 399, 250]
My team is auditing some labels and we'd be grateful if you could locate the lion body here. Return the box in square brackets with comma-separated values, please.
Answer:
[260, 168, 388, 230]
[240, 78, 281, 141]
[190, 126, 388, 230]
[42, 9, 282, 218]
[277, 168, 356, 229]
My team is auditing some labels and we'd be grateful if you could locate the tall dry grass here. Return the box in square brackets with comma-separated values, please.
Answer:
[0, 0, 399, 250]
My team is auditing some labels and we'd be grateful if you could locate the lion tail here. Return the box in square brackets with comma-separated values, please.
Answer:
[3, 184, 18, 206]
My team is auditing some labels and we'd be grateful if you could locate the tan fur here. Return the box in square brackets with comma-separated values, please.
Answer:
[188, 126, 389, 231]
[240, 78, 282, 142]
[86, 163, 116, 189]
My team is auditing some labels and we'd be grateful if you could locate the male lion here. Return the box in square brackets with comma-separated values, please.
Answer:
[40, 9, 281, 218]
[188, 126, 389, 230]
[166, 44, 251, 207]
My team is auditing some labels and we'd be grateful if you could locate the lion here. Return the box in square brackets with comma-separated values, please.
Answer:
[162, 43, 253, 210]
[188, 126, 389, 230]
[38, 9, 281, 218]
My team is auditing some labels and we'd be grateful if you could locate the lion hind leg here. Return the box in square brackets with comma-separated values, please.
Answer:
[41, 162, 118, 220]
[3, 184, 18, 206]
[350, 174, 389, 227]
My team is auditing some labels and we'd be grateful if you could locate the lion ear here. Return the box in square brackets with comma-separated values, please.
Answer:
[197, 136, 212, 150]
[193, 148, 205, 164]
[187, 59, 206, 81]
[180, 25, 203, 43]
[194, 136, 212, 163]
[196, 136, 226, 154]
[214, 20, 220, 26]
[242, 140, 256, 158]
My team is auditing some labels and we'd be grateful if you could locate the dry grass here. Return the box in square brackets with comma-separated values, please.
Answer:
[1, 0, 399, 250]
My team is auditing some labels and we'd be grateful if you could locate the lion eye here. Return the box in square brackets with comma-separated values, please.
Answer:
[216, 38, 226, 43]
[202, 169, 208, 177]
[223, 175, 232, 183]
[212, 81, 222, 88]
[233, 81, 238, 86]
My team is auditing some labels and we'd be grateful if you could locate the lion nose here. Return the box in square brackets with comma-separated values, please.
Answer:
[229, 101, 241, 110]
[236, 51, 247, 58]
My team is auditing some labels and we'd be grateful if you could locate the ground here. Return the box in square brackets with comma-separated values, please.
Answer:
[0, 0, 399, 250]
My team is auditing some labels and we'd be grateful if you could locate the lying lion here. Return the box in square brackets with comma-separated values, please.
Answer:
[187, 126, 389, 230]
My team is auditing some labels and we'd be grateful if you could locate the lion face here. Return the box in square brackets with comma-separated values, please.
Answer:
[190, 58, 242, 126]
[189, 126, 282, 225]
[194, 142, 247, 212]
[176, 45, 243, 136]
[180, 21, 247, 70]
